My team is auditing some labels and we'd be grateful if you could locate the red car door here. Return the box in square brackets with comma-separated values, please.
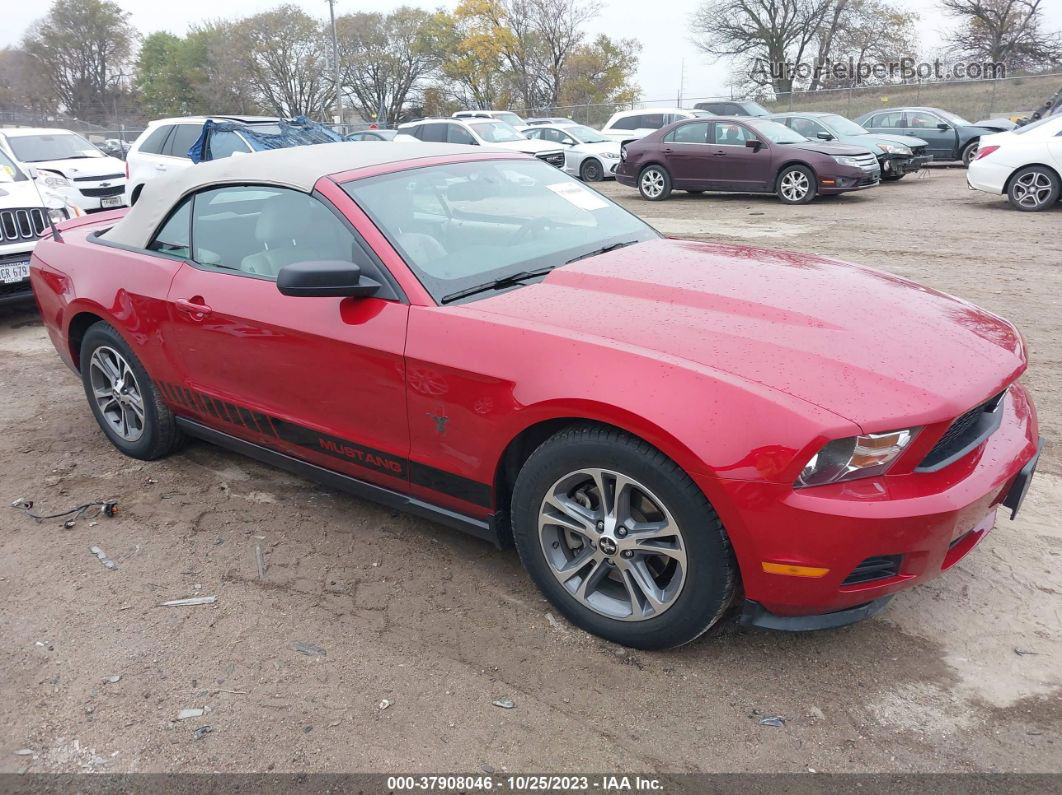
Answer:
[159, 184, 411, 493]
[707, 121, 772, 191]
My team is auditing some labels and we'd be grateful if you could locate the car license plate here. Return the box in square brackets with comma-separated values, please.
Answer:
[0, 261, 29, 284]
[101, 196, 123, 208]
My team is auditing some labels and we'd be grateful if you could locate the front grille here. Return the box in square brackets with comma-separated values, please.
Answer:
[911, 145, 927, 156]
[79, 185, 125, 198]
[858, 173, 880, 186]
[852, 153, 879, 169]
[0, 208, 47, 243]
[73, 173, 124, 182]
[0, 279, 33, 297]
[537, 151, 565, 168]
[918, 390, 1007, 471]
[842, 555, 902, 585]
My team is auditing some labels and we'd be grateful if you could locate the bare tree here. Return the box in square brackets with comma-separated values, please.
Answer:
[812, 0, 918, 88]
[336, 8, 442, 125]
[0, 47, 58, 118]
[943, 0, 1062, 69]
[237, 5, 333, 118]
[690, 0, 837, 94]
[22, 0, 136, 123]
[525, 0, 603, 107]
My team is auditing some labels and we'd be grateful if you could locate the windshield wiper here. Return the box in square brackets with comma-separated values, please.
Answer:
[441, 266, 557, 304]
[565, 240, 638, 264]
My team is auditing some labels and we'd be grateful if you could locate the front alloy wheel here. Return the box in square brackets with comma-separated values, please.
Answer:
[538, 468, 687, 621]
[1007, 166, 1060, 211]
[777, 165, 814, 204]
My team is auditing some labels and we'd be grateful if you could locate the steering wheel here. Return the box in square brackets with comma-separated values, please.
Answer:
[509, 217, 553, 245]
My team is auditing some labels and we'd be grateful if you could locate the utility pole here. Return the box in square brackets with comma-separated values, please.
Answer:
[327, 0, 341, 125]
[677, 59, 685, 107]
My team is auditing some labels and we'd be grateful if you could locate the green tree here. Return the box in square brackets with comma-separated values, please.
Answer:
[22, 0, 137, 123]
[135, 32, 199, 117]
[559, 35, 641, 108]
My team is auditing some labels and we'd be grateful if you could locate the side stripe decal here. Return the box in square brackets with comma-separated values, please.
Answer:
[159, 382, 491, 508]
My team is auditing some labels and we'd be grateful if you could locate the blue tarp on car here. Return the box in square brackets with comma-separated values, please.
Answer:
[188, 116, 343, 164]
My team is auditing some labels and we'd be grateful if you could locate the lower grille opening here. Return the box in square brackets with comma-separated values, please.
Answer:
[842, 555, 902, 586]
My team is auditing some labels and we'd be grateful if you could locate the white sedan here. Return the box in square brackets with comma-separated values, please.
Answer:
[521, 124, 622, 182]
[967, 114, 1062, 211]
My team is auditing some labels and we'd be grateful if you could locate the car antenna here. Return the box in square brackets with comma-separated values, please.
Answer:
[27, 169, 64, 242]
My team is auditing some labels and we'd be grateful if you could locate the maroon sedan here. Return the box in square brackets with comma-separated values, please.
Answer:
[616, 117, 881, 204]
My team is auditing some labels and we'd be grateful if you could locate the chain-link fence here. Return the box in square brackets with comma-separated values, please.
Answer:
[520, 71, 1062, 127]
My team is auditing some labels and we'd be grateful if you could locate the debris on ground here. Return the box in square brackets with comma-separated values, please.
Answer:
[89, 546, 117, 570]
[378, 699, 392, 710]
[12, 497, 118, 528]
[160, 596, 217, 607]
[293, 642, 326, 657]
[255, 544, 266, 579]
[759, 715, 786, 728]
[192, 725, 212, 740]
[102, 675, 121, 684]
[492, 698, 515, 710]
[1013, 648, 1040, 656]
[177, 708, 205, 720]
[14, 749, 34, 756]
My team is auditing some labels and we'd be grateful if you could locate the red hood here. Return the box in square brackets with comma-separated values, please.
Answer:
[468, 239, 1025, 429]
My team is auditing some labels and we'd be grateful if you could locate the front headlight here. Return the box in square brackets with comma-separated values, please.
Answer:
[47, 207, 69, 224]
[601, 151, 621, 159]
[796, 429, 917, 488]
[831, 155, 863, 167]
[878, 143, 912, 155]
[39, 173, 72, 189]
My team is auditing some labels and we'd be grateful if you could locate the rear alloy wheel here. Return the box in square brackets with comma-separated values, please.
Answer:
[80, 323, 183, 460]
[638, 165, 672, 201]
[512, 424, 736, 649]
[580, 158, 605, 182]
[1007, 166, 1060, 212]
[777, 165, 815, 204]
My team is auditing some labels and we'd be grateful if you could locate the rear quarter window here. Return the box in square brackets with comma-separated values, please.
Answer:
[138, 125, 172, 155]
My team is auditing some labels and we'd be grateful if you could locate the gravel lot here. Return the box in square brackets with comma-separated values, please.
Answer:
[1, 168, 1059, 775]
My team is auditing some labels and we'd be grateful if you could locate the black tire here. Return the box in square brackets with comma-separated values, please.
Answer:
[776, 164, 816, 204]
[1006, 165, 1061, 212]
[961, 140, 979, 167]
[881, 173, 905, 182]
[637, 165, 672, 201]
[80, 322, 183, 460]
[686, 189, 705, 194]
[580, 158, 605, 182]
[511, 424, 737, 650]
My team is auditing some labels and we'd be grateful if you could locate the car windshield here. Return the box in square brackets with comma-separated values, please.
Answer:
[344, 159, 658, 303]
[938, 110, 972, 126]
[0, 150, 27, 182]
[470, 122, 526, 143]
[821, 114, 867, 135]
[567, 125, 608, 143]
[7, 133, 104, 162]
[494, 112, 526, 127]
[744, 101, 770, 115]
[745, 119, 808, 143]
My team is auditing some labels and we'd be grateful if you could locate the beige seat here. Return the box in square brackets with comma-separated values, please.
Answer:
[241, 192, 349, 277]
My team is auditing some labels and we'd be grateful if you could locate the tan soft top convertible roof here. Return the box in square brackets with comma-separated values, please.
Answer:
[103, 141, 511, 249]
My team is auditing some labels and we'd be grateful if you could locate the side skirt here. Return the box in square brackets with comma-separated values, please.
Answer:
[176, 417, 500, 546]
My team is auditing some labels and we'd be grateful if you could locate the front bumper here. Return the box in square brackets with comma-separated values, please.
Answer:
[883, 154, 930, 176]
[709, 384, 1040, 622]
[0, 245, 36, 305]
[55, 182, 127, 212]
[818, 164, 881, 193]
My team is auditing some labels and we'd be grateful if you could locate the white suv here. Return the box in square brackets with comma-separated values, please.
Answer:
[0, 128, 127, 213]
[397, 118, 565, 168]
[125, 116, 280, 205]
[599, 108, 710, 141]
[452, 110, 528, 128]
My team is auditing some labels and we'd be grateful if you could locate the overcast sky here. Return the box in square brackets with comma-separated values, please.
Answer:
[5, 0, 1062, 103]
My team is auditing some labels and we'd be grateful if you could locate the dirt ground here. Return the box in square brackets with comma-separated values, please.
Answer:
[1, 168, 1059, 775]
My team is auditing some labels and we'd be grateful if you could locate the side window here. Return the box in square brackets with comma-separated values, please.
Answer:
[671, 121, 710, 144]
[165, 124, 202, 158]
[871, 111, 904, 129]
[790, 117, 826, 138]
[138, 125, 172, 155]
[190, 186, 358, 279]
[908, 111, 942, 129]
[207, 130, 250, 160]
[711, 122, 755, 145]
[639, 114, 665, 129]
[147, 197, 192, 258]
[419, 123, 448, 143]
[523, 128, 543, 140]
[610, 115, 639, 130]
[447, 124, 477, 145]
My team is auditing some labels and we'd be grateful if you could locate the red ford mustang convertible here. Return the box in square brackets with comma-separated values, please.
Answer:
[30, 143, 1041, 649]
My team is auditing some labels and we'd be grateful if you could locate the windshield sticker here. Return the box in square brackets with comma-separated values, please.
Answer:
[546, 181, 608, 211]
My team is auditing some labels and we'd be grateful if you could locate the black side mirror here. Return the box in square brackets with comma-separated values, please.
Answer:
[937, 122, 950, 130]
[276, 260, 381, 298]
[745, 139, 763, 151]
[816, 131, 833, 140]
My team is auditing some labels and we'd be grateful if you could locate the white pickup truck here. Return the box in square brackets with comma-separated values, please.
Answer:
[0, 150, 79, 305]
